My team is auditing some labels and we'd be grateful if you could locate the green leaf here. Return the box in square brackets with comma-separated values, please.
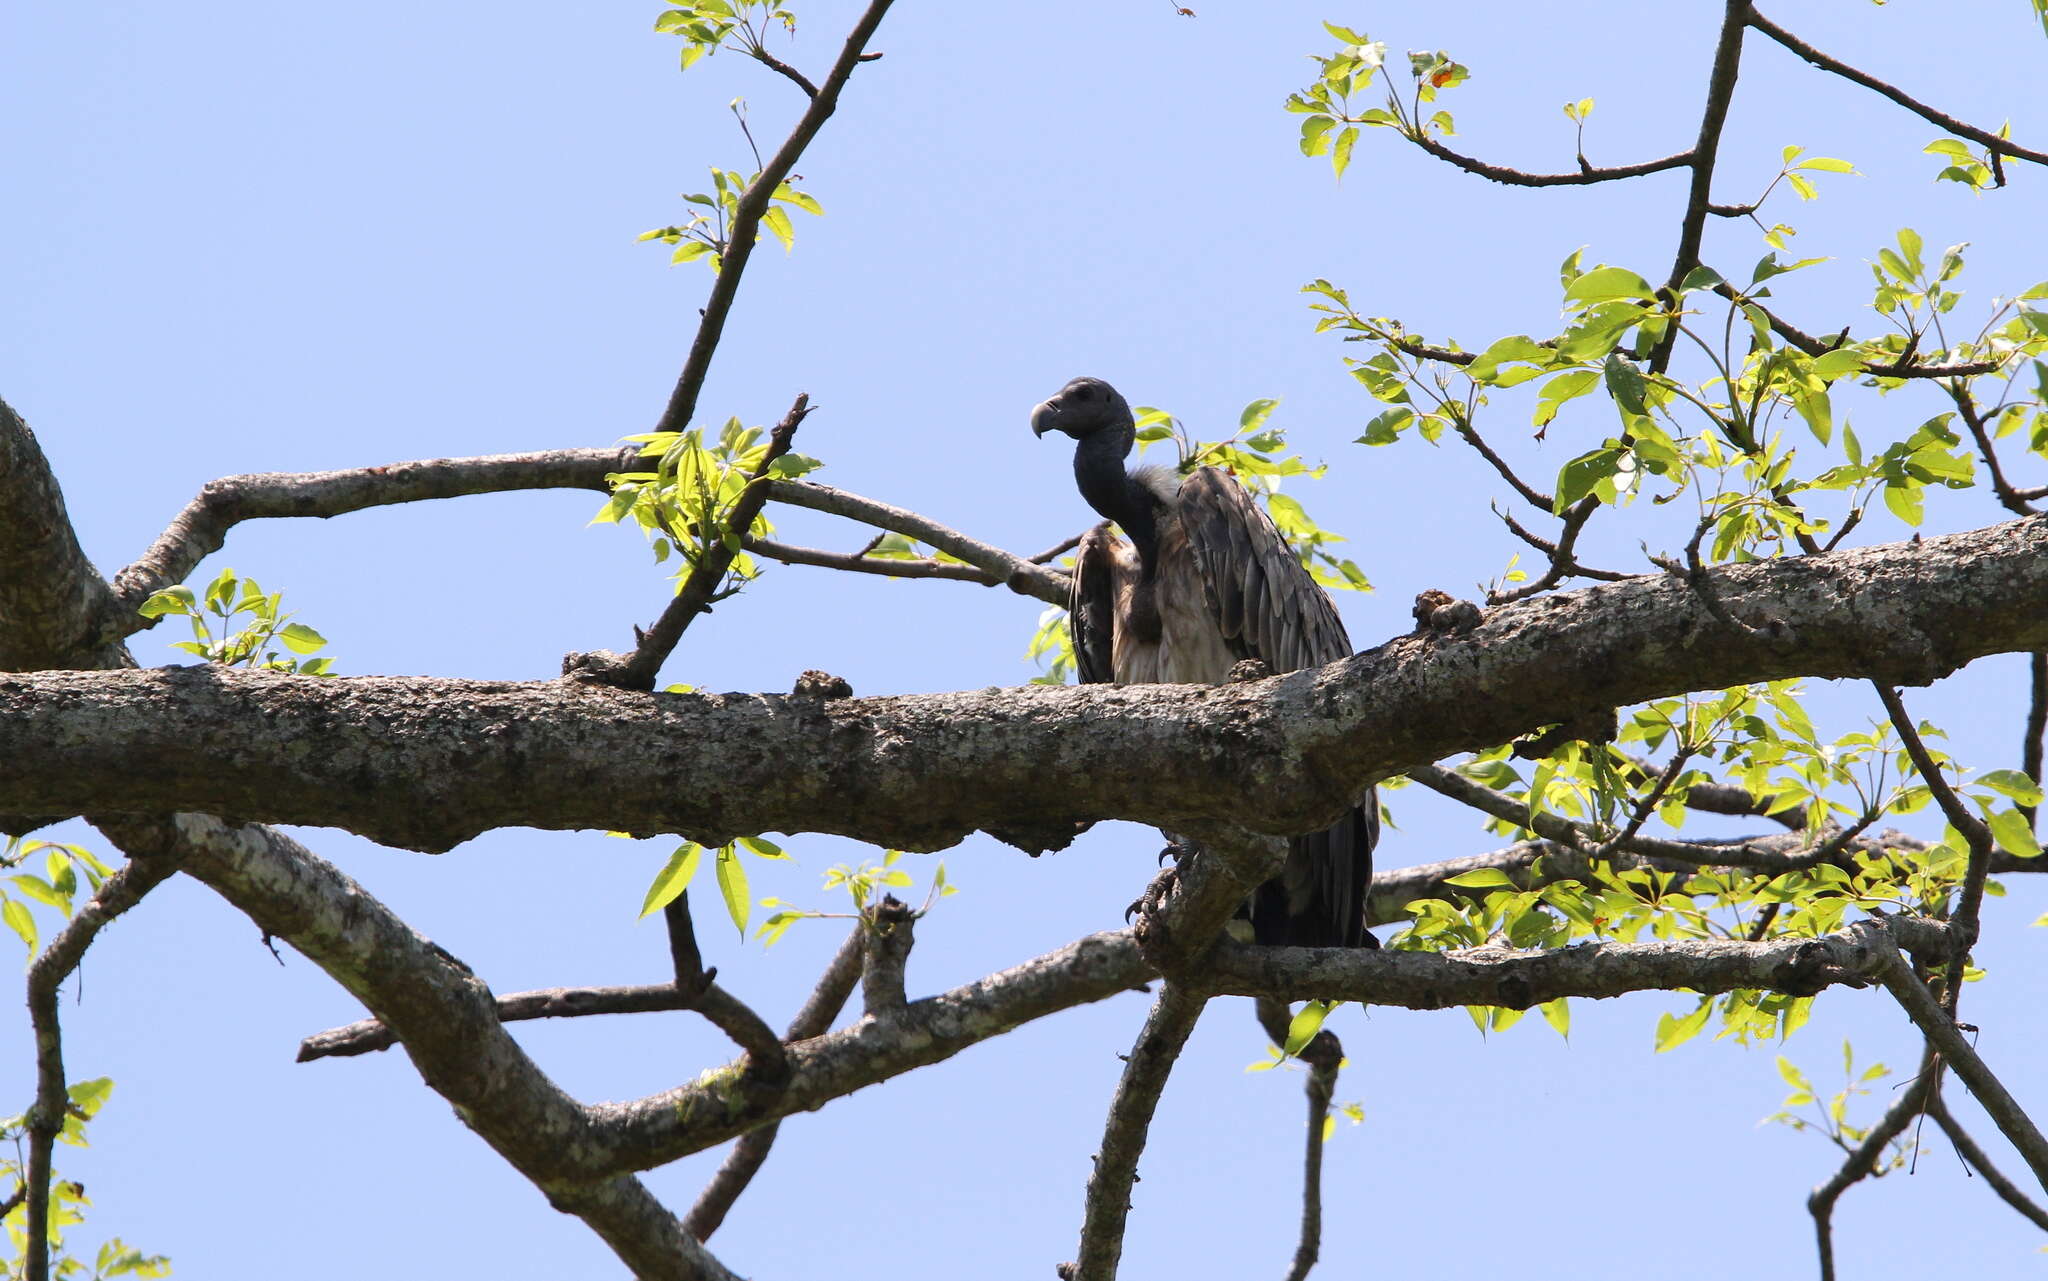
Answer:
[1978, 770, 2044, 806]
[1603, 354, 1647, 416]
[761, 205, 795, 252]
[1331, 125, 1359, 180]
[3, 897, 35, 956]
[1443, 868, 1516, 889]
[138, 587, 196, 619]
[1989, 808, 2043, 859]
[1553, 445, 1624, 512]
[1655, 996, 1714, 1052]
[1882, 480, 1925, 527]
[276, 623, 326, 654]
[739, 835, 791, 860]
[1239, 398, 1280, 434]
[638, 843, 702, 918]
[1284, 1000, 1337, 1055]
[1563, 266, 1653, 304]
[1300, 114, 1337, 157]
[716, 845, 751, 936]
[1538, 998, 1570, 1039]
[1677, 264, 1725, 295]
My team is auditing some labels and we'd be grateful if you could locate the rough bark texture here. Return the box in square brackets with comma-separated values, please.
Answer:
[4, 514, 2043, 852]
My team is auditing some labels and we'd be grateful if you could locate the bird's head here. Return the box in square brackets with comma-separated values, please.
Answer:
[1030, 376, 1134, 441]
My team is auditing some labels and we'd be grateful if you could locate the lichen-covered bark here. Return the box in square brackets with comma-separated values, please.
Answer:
[3, 514, 2043, 852]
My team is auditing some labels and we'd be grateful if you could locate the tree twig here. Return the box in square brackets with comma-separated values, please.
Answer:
[1746, 9, 2048, 168]
[1253, 999, 1343, 1281]
[1058, 984, 1208, 1281]
[1407, 135, 1694, 187]
[1650, 0, 1750, 377]
[763, 478, 1070, 605]
[1926, 1093, 2048, 1233]
[1806, 1044, 1939, 1281]
[743, 536, 1000, 586]
[1873, 682, 1996, 1012]
[684, 925, 865, 1243]
[606, 395, 811, 690]
[651, 0, 898, 441]
[664, 893, 788, 1082]
[2024, 652, 2046, 834]
[23, 850, 185, 1281]
[1874, 935, 2048, 1191]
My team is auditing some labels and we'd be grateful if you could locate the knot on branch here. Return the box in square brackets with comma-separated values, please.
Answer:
[1412, 588, 1482, 635]
[860, 895, 916, 1015]
[1228, 658, 1273, 683]
[789, 670, 853, 700]
[559, 649, 647, 690]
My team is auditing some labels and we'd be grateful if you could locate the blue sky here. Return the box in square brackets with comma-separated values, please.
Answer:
[5, 1, 2047, 1276]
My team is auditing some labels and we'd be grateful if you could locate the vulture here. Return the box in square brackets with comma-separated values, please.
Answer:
[1030, 375, 1377, 949]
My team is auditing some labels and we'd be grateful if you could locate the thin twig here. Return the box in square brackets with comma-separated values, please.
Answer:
[24, 853, 185, 1281]
[1488, 498, 1602, 605]
[763, 478, 1070, 605]
[2024, 653, 2046, 834]
[743, 536, 1004, 585]
[1651, 0, 1751, 377]
[1408, 763, 1877, 874]
[651, 0, 898, 441]
[1875, 936, 2048, 1192]
[610, 395, 812, 689]
[1747, 9, 2048, 168]
[1059, 985, 1208, 1281]
[1253, 999, 1343, 1281]
[1874, 683, 1996, 1014]
[1029, 532, 1084, 564]
[684, 925, 865, 1243]
[749, 47, 819, 98]
[1407, 135, 1694, 187]
[1948, 383, 2040, 516]
[1927, 1094, 2048, 1233]
[1460, 423, 1554, 511]
[1709, 285, 2008, 378]
[1806, 1044, 1939, 1281]
[664, 894, 788, 1081]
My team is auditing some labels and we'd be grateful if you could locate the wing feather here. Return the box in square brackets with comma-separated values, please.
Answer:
[1174, 466, 1375, 948]
[1069, 522, 1122, 685]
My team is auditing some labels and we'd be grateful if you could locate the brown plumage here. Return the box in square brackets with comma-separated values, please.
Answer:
[1033, 376, 1377, 948]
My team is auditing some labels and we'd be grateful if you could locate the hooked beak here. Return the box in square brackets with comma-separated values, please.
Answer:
[1029, 398, 1063, 437]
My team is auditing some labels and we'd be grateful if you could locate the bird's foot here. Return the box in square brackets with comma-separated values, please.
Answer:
[1124, 863, 1181, 926]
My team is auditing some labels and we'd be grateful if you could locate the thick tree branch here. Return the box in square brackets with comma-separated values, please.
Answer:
[104, 447, 636, 640]
[7, 518, 2044, 854]
[651, 0, 897, 440]
[603, 918, 1950, 1176]
[1747, 9, 2048, 168]
[99, 812, 730, 1280]
[1059, 984, 1208, 1281]
[763, 478, 1070, 605]
[0, 396, 127, 673]
[23, 851, 185, 1281]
